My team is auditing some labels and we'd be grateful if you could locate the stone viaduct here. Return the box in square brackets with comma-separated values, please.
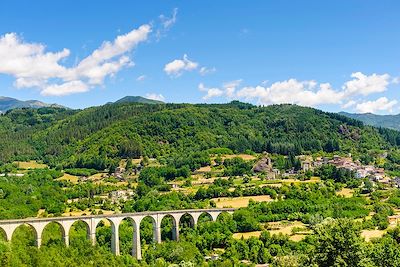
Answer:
[0, 208, 235, 260]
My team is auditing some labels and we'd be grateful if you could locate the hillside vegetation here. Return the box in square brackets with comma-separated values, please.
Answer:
[1, 102, 399, 169]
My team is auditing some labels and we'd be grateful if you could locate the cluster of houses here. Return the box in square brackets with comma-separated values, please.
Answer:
[109, 189, 135, 203]
[312, 155, 389, 183]
[255, 153, 394, 184]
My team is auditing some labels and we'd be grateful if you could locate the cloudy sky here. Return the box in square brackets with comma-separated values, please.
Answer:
[0, 0, 399, 114]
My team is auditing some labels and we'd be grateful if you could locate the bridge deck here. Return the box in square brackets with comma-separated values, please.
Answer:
[0, 208, 236, 224]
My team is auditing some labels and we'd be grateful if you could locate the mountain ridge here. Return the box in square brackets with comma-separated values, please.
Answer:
[0, 96, 66, 113]
[340, 111, 400, 131]
[113, 96, 164, 105]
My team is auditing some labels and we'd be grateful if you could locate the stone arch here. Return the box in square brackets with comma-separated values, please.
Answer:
[139, 215, 158, 244]
[216, 211, 232, 222]
[95, 218, 115, 252]
[160, 214, 178, 241]
[68, 219, 91, 246]
[118, 217, 137, 256]
[41, 221, 66, 247]
[198, 212, 213, 225]
[11, 223, 38, 247]
[0, 226, 7, 241]
[179, 213, 196, 237]
[180, 213, 195, 227]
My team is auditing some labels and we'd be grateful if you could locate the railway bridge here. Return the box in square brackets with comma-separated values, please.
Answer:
[0, 208, 235, 260]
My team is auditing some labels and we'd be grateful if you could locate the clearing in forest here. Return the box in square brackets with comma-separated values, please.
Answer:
[336, 188, 354, 198]
[212, 195, 273, 208]
[14, 161, 48, 169]
[361, 229, 386, 241]
[222, 154, 257, 161]
[57, 173, 79, 183]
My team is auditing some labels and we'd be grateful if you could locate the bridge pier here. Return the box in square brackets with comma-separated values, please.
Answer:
[64, 234, 69, 247]
[132, 222, 141, 260]
[172, 224, 179, 241]
[111, 224, 120, 255]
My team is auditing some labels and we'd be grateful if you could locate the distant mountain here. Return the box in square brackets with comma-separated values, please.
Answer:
[0, 96, 66, 113]
[113, 96, 164, 105]
[340, 112, 400, 131]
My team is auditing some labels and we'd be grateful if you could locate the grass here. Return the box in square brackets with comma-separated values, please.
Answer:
[89, 172, 107, 181]
[267, 221, 307, 236]
[57, 173, 79, 183]
[63, 208, 115, 217]
[14, 161, 48, 169]
[195, 166, 212, 173]
[222, 154, 256, 161]
[212, 195, 273, 208]
[337, 188, 354, 198]
[232, 221, 308, 241]
[232, 231, 262, 239]
[361, 229, 386, 241]
[280, 177, 321, 184]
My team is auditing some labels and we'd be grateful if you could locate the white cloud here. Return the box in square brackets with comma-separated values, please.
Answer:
[164, 54, 198, 77]
[136, 75, 146, 81]
[156, 8, 178, 40]
[199, 72, 398, 114]
[355, 97, 398, 114]
[223, 79, 242, 98]
[342, 100, 356, 109]
[199, 83, 224, 100]
[145, 93, 165, 102]
[236, 79, 343, 106]
[199, 66, 216, 76]
[160, 8, 178, 30]
[41, 80, 89, 96]
[342, 72, 391, 96]
[0, 24, 151, 96]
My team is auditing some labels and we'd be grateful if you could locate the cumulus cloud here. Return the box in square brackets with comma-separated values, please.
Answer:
[342, 72, 391, 96]
[223, 79, 242, 98]
[236, 80, 343, 106]
[136, 75, 146, 81]
[0, 24, 151, 96]
[145, 93, 165, 102]
[199, 72, 399, 113]
[199, 83, 224, 100]
[342, 100, 356, 109]
[164, 54, 198, 77]
[41, 80, 89, 96]
[355, 97, 398, 114]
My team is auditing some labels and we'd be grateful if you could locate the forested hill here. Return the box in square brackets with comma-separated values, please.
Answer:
[340, 111, 400, 131]
[0, 96, 65, 113]
[113, 95, 165, 104]
[1, 101, 400, 169]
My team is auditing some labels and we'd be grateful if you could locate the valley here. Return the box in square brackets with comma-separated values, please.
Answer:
[1, 101, 400, 266]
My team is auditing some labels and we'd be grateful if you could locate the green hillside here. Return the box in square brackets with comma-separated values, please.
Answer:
[114, 95, 164, 104]
[340, 111, 400, 131]
[1, 101, 399, 169]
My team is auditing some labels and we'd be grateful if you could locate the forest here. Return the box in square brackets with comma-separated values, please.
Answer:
[1, 101, 399, 169]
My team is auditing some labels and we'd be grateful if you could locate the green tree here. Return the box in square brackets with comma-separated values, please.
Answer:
[312, 218, 371, 267]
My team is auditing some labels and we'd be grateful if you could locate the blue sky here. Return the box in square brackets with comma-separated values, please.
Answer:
[0, 1, 399, 114]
